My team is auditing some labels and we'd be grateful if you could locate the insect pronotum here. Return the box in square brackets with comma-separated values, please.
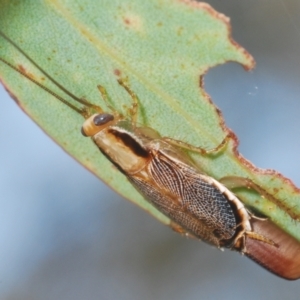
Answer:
[1, 30, 300, 280]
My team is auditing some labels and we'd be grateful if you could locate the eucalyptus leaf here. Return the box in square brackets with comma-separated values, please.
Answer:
[0, 0, 299, 241]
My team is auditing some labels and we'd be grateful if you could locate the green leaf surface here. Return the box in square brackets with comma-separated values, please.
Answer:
[0, 0, 299, 240]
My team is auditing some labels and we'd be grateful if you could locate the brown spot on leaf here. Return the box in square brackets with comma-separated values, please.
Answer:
[18, 64, 36, 80]
[114, 69, 121, 76]
[122, 13, 143, 32]
[123, 18, 130, 25]
[17, 64, 26, 74]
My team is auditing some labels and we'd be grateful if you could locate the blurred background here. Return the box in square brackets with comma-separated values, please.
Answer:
[1, 0, 300, 299]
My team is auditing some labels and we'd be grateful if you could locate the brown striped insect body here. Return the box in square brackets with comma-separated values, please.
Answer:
[81, 83, 271, 251]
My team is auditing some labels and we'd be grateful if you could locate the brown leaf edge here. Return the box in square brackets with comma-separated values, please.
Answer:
[182, 0, 300, 219]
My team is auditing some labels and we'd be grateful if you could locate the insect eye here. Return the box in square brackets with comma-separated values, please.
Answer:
[93, 114, 114, 126]
[82, 113, 115, 137]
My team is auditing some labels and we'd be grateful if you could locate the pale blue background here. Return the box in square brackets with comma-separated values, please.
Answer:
[1, 1, 300, 299]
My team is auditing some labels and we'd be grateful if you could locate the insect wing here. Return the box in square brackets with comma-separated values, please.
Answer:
[129, 141, 239, 247]
[128, 175, 219, 244]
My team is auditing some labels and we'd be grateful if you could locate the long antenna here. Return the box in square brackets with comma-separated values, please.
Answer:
[0, 30, 101, 117]
[0, 56, 85, 115]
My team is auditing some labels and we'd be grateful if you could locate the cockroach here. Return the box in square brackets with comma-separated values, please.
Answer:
[1, 30, 300, 280]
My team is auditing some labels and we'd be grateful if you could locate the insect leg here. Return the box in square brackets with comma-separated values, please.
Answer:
[219, 176, 267, 193]
[219, 176, 284, 248]
[245, 231, 278, 247]
[219, 175, 298, 220]
[163, 134, 231, 155]
[97, 84, 117, 113]
[117, 78, 139, 126]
